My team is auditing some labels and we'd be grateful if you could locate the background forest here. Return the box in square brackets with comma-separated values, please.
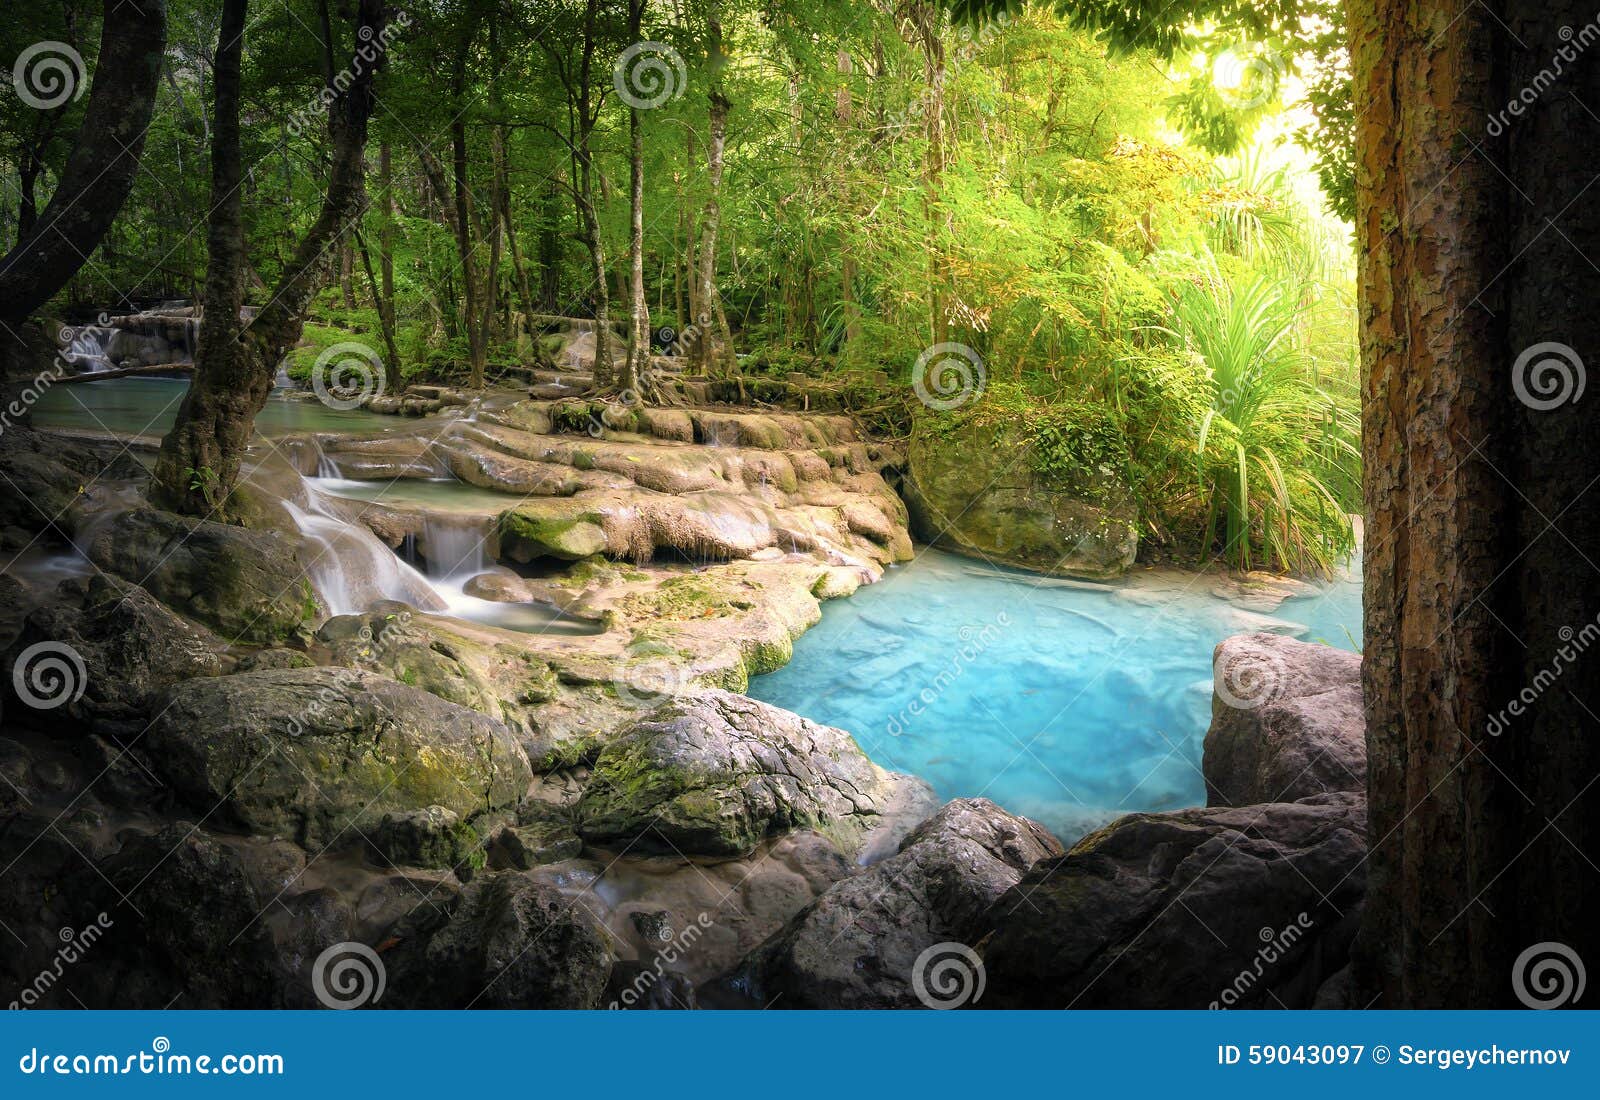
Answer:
[2, 0, 1358, 573]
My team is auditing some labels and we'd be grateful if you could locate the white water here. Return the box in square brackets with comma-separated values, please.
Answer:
[283, 484, 447, 617]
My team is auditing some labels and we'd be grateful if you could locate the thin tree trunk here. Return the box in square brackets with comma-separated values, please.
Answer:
[1348, 0, 1600, 1007]
[538, 180, 562, 312]
[576, 0, 613, 387]
[693, 13, 736, 381]
[378, 139, 398, 372]
[451, 43, 486, 389]
[620, 0, 649, 397]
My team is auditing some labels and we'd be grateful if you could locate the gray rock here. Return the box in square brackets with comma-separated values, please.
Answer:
[3, 576, 223, 735]
[84, 507, 316, 643]
[384, 872, 613, 1008]
[367, 806, 480, 870]
[903, 415, 1138, 578]
[1204, 633, 1365, 806]
[487, 820, 583, 869]
[575, 690, 934, 857]
[979, 792, 1367, 1008]
[145, 668, 531, 848]
[734, 798, 1062, 1008]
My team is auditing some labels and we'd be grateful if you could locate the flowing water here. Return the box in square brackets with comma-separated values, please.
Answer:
[747, 548, 1362, 844]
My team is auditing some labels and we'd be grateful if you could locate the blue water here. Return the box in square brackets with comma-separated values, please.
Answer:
[747, 549, 1361, 843]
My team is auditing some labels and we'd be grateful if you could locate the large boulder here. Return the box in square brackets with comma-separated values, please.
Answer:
[384, 872, 613, 1008]
[733, 798, 1061, 1008]
[1204, 632, 1364, 807]
[145, 668, 531, 847]
[3, 575, 223, 736]
[0, 429, 144, 550]
[83, 507, 316, 643]
[978, 792, 1366, 1008]
[903, 414, 1137, 578]
[575, 690, 935, 857]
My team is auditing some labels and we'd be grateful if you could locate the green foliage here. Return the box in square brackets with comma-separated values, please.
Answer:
[1163, 266, 1357, 573]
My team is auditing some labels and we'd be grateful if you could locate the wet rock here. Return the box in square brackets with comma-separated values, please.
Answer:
[3, 575, 223, 735]
[487, 820, 583, 869]
[904, 415, 1137, 578]
[83, 506, 316, 643]
[1204, 633, 1365, 806]
[733, 799, 1061, 1008]
[604, 960, 698, 1009]
[384, 872, 613, 1008]
[94, 824, 282, 1008]
[367, 805, 481, 870]
[978, 792, 1367, 1009]
[145, 668, 531, 848]
[0, 429, 143, 547]
[575, 690, 935, 857]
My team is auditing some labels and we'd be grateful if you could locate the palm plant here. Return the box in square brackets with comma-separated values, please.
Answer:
[1165, 268, 1358, 574]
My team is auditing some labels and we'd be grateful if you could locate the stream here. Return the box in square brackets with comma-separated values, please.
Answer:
[747, 548, 1361, 843]
[30, 378, 1362, 842]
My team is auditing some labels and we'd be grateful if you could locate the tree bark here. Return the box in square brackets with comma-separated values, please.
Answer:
[692, 13, 736, 380]
[620, 0, 649, 397]
[0, 0, 168, 329]
[152, 0, 387, 517]
[1349, 0, 1600, 1007]
[451, 43, 487, 389]
[576, 0, 614, 388]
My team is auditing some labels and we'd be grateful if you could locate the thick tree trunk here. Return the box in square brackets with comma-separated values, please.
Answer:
[0, 0, 168, 329]
[152, 0, 387, 517]
[1349, 0, 1600, 1007]
[149, 0, 250, 515]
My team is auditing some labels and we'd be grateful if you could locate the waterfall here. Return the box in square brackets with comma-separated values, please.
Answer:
[62, 326, 115, 373]
[283, 480, 447, 617]
[419, 514, 491, 582]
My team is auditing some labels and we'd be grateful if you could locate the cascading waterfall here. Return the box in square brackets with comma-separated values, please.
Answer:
[284, 478, 447, 617]
[420, 514, 490, 582]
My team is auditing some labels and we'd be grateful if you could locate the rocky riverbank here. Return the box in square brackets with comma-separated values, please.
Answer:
[0, 382, 1366, 1009]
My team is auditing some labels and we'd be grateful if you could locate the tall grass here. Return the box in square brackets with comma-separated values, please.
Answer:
[1165, 270, 1358, 574]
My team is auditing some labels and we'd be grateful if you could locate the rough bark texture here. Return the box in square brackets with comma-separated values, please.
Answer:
[0, 0, 168, 328]
[621, 0, 649, 397]
[152, 0, 387, 516]
[1350, 0, 1600, 1007]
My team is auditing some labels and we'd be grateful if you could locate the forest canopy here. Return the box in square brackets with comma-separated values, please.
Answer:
[3, 0, 1357, 571]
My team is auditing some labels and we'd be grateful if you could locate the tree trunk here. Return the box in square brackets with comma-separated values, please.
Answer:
[538, 181, 562, 312]
[1349, 0, 1600, 1007]
[377, 139, 399, 379]
[451, 45, 486, 390]
[693, 14, 736, 382]
[0, 0, 168, 329]
[576, 0, 613, 388]
[621, 0, 649, 397]
[152, 0, 386, 517]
